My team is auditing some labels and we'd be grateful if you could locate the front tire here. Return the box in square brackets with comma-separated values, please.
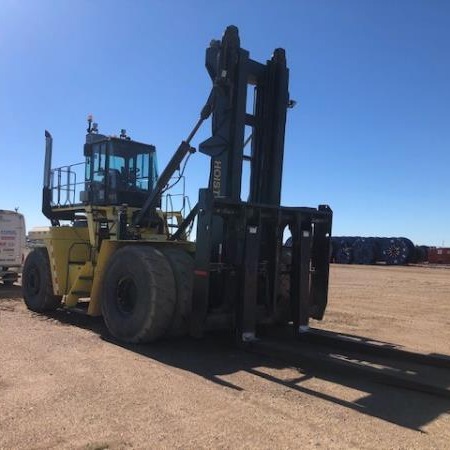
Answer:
[101, 245, 176, 343]
[161, 248, 194, 337]
[22, 248, 61, 312]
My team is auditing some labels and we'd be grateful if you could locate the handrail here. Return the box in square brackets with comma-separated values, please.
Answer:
[50, 161, 86, 207]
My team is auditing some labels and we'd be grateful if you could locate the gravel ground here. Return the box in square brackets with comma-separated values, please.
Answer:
[1, 264, 449, 449]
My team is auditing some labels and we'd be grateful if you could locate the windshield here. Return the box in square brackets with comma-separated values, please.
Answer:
[109, 141, 157, 191]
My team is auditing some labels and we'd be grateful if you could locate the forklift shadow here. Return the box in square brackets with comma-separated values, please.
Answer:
[43, 309, 450, 432]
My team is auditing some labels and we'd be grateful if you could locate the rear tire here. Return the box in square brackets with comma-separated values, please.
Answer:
[22, 248, 61, 312]
[101, 245, 176, 343]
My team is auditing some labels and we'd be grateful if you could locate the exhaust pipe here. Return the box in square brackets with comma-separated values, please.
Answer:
[44, 130, 53, 188]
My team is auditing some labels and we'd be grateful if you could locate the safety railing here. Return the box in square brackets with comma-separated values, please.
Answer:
[162, 175, 193, 238]
[50, 162, 85, 207]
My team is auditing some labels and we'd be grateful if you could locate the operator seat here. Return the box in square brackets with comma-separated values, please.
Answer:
[108, 169, 127, 191]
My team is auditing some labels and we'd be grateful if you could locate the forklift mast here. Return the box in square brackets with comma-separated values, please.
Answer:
[191, 26, 332, 340]
[199, 25, 288, 205]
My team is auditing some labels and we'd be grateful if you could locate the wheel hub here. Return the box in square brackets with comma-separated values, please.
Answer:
[116, 276, 138, 315]
[27, 266, 41, 295]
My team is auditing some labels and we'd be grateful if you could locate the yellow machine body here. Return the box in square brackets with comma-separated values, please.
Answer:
[29, 204, 192, 317]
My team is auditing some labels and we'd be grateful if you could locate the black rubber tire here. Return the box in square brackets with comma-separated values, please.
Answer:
[334, 239, 353, 264]
[101, 245, 176, 343]
[352, 238, 376, 265]
[399, 237, 415, 263]
[161, 248, 194, 337]
[416, 245, 429, 263]
[3, 279, 15, 286]
[22, 248, 62, 312]
[383, 238, 410, 265]
[373, 237, 384, 261]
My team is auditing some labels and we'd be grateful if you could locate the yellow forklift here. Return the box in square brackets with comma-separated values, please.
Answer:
[22, 26, 332, 344]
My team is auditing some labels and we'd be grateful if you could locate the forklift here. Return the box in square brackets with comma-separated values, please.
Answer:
[22, 25, 332, 343]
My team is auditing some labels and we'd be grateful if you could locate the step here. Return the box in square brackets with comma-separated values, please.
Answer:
[79, 275, 93, 281]
[71, 290, 91, 297]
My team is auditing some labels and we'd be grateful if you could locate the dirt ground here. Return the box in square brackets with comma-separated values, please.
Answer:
[1, 265, 449, 450]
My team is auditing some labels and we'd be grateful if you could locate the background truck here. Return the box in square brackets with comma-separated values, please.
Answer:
[0, 210, 26, 286]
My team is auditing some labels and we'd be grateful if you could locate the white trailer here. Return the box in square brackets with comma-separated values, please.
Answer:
[0, 210, 26, 285]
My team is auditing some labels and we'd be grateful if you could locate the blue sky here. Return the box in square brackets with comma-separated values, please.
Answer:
[1, 0, 449, 245]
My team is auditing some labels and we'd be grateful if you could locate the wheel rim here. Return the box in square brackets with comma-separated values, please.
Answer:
[116, 276, 138, 315]
[26, 265, 41, 295]
[387, 246, 400, 258]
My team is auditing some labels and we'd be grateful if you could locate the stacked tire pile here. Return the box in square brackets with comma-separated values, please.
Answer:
[331, 236, 428, 265]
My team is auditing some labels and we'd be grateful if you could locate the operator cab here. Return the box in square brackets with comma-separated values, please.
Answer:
[81, 119, 158, 208]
